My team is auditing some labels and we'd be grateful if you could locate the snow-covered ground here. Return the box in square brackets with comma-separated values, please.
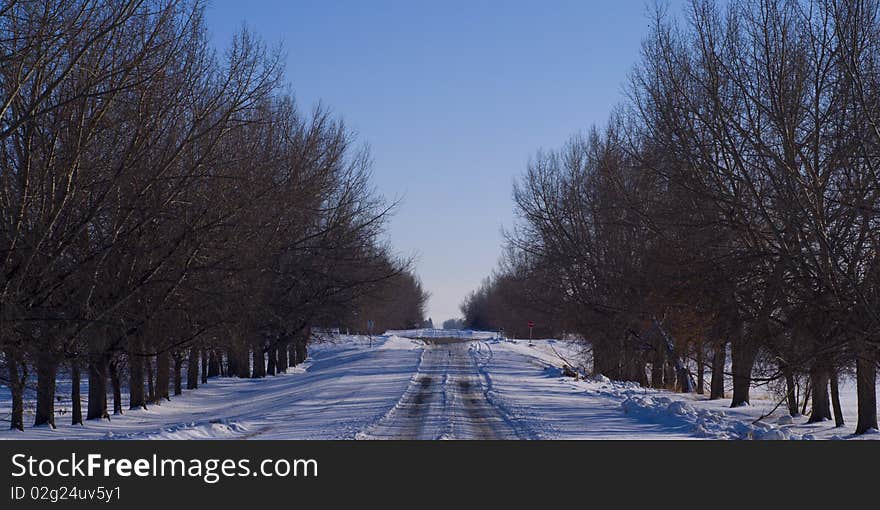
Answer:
[1, 332, 877, 440]
[483, 337, 880, 440]
[0, 335, 422, 440]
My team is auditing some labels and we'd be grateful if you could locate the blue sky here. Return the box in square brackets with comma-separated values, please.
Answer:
[206, 0, 686, 323]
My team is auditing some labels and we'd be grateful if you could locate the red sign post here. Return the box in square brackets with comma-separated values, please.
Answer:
[528, 320, 534, 344]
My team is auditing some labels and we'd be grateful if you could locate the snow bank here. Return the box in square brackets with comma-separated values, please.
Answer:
[377, 335, 423, 350]
[619, 393, 806, 440]
[106, 420, 258, 440]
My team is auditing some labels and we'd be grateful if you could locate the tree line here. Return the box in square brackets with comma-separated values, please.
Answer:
[463, 0, 880, 435]
[0, 0, 426, 431]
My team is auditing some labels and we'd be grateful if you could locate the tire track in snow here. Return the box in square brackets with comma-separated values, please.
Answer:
[468, 340, 557, 440]
[356, 342, 435, 439]
[361, 339, 522, 439]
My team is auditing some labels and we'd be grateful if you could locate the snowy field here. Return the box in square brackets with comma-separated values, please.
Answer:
[1, 332, 877, 440]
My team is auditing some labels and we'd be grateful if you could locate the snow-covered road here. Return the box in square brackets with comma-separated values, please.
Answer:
[360, 339, 525, 440]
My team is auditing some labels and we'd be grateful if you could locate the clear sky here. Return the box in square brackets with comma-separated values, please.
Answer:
[205, 0, 685, 323]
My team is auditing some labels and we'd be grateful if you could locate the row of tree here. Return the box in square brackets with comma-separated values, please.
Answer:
[465, 0, 880, 435]
[0, 0, 425, 431]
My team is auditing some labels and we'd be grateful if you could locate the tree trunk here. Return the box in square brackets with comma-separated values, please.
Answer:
[710, 342, 725, 400]
[232, 342, 249, 378]
[226, 346, 237, 377]
[129, 339, 147, 410]
[71, 359, 83, 426]
[200, 349, 208, 384]
[783, 365, 799, 416]
[597, 338, 622, 379]
[855, 354, 878, 434]
[208, 350, 220, 377]
[109, 358, 123, 415]
[695, 340, 705, 395]
[237, 344, 250, 378]
[267, 343, 277, 376]
[295, 337, 308, 367]
[651, 340, 665, 389]
[34, 350, 58, 428]
[808, 363, 832, 423]
[592, 339, 606, 376]
[5, 349, 26, 431]
[830, 369, 844, 428]
[173, 352, 183, 396]
[87, 354, 109, 420]
[730, 338, 756, 407]
[146, 355, 155, 403]
[187, 346, 199, 390]
[277, 340, 288, 373]
[664, 359, 676, 391]
[801, 377, 811, 416]
[252, 343, 265, 378]
[155, 350, 170, 403]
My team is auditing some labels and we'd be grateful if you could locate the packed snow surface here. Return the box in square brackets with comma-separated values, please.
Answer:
[1, 332, 877, 440]
[384, 329, 500, 340]
[359, 339, 526, 440]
